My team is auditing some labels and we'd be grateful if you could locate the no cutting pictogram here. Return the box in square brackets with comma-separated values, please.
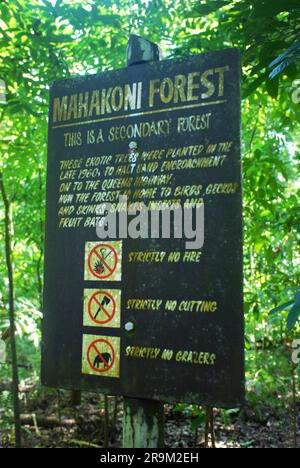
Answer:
[88, 291, 116, 325]
[83, 289, 121, 328]
[88, 244, 118, 280]
[87, 338, 115, 373]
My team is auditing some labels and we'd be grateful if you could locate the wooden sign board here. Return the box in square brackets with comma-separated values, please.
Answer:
[42, 49, 244, 407]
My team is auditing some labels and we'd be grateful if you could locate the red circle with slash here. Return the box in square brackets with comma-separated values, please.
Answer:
[88, 291, 116, 325]
[87, 339, 115, 373]
[88, 243, 118, 279]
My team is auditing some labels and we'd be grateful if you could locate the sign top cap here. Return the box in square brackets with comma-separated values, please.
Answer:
[126, 35, 161, 67]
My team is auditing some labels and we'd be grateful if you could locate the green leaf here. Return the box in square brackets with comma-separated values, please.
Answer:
[266, 76, 279, 99]
[284, 63, 298, 80]
[173, 403, 188, 413]
[189, 1, 230, 17]
[268, 42, 300, 79]
[243, 73, 267, 98]
[269, 56, 300, 80]
[191, 413, 206, 429]
[269, 42, 300, 69]
[254, 149, 262, 159]
[270, 301, 294, 315]
[259, 41, 287, 65]
[245, 336, 251, 350]
[253, 303, 260, 320]
[251, 0, 300, 18]
[287, 292, 300, 330]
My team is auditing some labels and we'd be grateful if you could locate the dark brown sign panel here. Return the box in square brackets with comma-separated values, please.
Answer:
[42, 49, 244, 407]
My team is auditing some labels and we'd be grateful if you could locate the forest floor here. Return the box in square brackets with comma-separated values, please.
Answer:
[0, 385, 298, 448]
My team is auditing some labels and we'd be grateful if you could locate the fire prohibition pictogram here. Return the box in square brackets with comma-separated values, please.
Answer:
[84, 242, 122, 281]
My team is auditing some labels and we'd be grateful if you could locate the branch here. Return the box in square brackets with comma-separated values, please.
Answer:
[0, 172, 9, 212]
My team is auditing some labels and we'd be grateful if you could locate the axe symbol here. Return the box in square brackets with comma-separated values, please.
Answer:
[94, 295, 111, 320]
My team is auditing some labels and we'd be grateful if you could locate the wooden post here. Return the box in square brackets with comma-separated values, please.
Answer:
[123, 36, 164, 449]
[123, 398, 164, 448]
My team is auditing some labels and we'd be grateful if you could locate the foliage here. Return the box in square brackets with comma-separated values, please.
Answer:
[270, 291, 300, 330]
[269, 42, 300, 80]
[183, 0, 300, 98]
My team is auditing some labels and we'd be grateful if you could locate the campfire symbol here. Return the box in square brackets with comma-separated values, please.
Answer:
[94, 260, 105, 275]
[93, 248, 113, 276]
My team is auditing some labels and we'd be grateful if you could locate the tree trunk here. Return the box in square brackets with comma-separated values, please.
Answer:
[0, 171, 21, 447]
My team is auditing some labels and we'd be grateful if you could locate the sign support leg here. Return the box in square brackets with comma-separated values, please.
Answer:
[123, 35, 164, 449]
[123, 398, 164, 448]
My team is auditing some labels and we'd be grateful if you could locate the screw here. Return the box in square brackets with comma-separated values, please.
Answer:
[125, 322, 135, 332]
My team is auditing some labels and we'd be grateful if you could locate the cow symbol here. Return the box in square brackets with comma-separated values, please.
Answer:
[93, 352, 112, 369]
